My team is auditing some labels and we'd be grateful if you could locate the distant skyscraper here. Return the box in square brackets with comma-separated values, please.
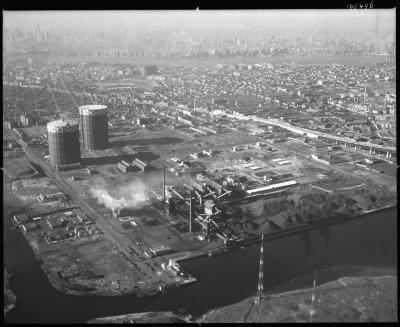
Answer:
[35, 24, 42, 41]
[375, 11, 379, 38]
[47, 119, 80, 170]
[79, 105, 108, 151]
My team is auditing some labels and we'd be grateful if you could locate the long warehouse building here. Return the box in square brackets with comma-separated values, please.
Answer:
[246, 180, 298, 195]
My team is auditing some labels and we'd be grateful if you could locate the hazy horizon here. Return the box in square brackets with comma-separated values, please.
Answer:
[3, 9, 396, 35]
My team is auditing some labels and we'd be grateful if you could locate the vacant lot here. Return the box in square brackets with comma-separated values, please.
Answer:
[40, 239, 143, 296]
[20, 126, 47, 138]
[201, 274, 397, 323]
[11, 177, 60, 201]
[96, 77, 155, 91]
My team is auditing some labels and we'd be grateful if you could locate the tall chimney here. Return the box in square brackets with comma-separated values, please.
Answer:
[189, 190, 192, 234]
[163, 165, 166, 201]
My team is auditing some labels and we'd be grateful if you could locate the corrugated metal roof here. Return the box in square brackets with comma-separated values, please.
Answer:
[246, 180, 297, 194]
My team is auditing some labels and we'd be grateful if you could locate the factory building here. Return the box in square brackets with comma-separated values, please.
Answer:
[246, 180, 298, 195]
[117, 160, 135, 173]
[79, 105, 109, 151]
[196, 174, 224, 194]
[47, 119, 80, 170]
[132, 158, 149, 172]
[20, 113, 37, 127]
[190, 179, 206, 192]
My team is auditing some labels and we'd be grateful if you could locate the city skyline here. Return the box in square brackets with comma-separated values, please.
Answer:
[4, 9, 396, 34]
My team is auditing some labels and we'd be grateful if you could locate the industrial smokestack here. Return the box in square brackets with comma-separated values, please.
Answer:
[163, 165, 166, 201]
[189, 190, 192, 234]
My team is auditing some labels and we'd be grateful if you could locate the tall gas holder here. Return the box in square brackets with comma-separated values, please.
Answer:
[47, 119, 81, 170]
[79, 105, 108, 151]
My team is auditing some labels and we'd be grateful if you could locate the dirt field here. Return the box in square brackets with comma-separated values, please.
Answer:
[89, 311, 191, 323]
[312, 174, 365, 192]
[88, 265, 397, 323]
[346, 166, 397, 192]
[20, 126, 47, 138]
[96, 77, 155, 90]
[201, 274, 397, 323]
[40, 239, 145, 296]
[3, 154, 32, 180]
[11, 177, 60, 201]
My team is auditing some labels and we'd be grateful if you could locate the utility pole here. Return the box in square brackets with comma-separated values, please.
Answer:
[255, 234, 265, 303]
[309, 270, 317, 322]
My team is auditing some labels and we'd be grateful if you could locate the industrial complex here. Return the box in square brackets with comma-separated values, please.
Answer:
[2, 9, 397, 325]
[3, 52, 396, 300]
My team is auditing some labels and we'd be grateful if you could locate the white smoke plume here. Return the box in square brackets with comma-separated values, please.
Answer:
[89, 171, 190, 212]
[90, 188, 127, 211]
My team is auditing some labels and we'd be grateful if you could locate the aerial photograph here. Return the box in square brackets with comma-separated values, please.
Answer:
[3, 9, 397, 323]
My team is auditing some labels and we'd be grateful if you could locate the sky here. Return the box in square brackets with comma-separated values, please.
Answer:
[3, 10, 396, 34]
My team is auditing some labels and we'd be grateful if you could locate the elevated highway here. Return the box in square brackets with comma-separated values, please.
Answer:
[227, 113, 396, 156]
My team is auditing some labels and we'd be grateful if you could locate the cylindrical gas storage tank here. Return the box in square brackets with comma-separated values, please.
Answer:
[47, 119, 80, 169]
[79, 105, 108, 151]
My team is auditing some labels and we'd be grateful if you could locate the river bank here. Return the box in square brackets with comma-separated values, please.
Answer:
[4, 204, 397, 323]
[167, 204, 397, 264]
[4, 268, 17, 315]
[14, 202, 396, 299]
[88, 311, 192, 323]
[200, 274, 397, 322]
[88, 265, 397, 323]
[41, 54, 393, 68]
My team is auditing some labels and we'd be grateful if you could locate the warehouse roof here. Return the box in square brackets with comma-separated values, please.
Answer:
[246, 180, 298, 194]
